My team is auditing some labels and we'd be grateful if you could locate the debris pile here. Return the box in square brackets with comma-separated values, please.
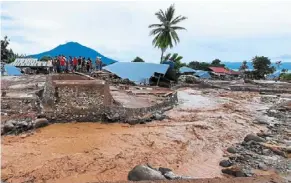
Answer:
[90, 71, 135, 85]
[220, 99, 291, 178]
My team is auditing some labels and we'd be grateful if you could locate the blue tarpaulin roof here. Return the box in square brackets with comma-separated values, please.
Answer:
[3, 64, 22, 76]
[179, 66, 196, 73]
[103, 62, 169, 84]
[266, 71, 281, 80]
[194, 70, 211, 79]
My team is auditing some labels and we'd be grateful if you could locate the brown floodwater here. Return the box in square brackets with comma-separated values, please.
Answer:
[1, 89, 266, 183]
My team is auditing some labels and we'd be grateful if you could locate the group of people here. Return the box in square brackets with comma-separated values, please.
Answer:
[52, 55, 103, 73]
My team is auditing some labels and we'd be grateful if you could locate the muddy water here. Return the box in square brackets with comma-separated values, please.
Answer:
[2, 88, 266, 183]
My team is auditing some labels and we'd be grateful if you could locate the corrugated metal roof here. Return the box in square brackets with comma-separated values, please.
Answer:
[11, 58, 52, 67]
[103, 62, 169, 84]
[179, 66, 196, 73]
[194, 70, 211, 79]
[209, 67, 228, 73]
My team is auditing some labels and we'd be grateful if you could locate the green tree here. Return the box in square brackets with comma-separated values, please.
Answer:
[149, 4, 187, 62]
[282, 68, 288, 73]
[40, 55, 53, 61]
[1, 36, 15, 63]
[252, 56, 275, 79]
[132, 57, 145, 62]
[162, 53, 183, 63]
[211, 58, 225, 67]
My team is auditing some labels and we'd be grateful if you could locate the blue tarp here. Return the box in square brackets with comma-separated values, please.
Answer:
[266, 71, 281, 80]
[179, 66, 196, 73]
[194, 70, 211, 79]
[103, 62, 169, 84]
[4, 64, 22, 76]
[162, 61, 175, 69]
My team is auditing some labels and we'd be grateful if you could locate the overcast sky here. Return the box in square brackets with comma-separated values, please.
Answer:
[1, 0, 291, 63]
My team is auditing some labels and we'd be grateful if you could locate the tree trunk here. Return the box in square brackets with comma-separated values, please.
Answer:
[160, 48, 166, 63]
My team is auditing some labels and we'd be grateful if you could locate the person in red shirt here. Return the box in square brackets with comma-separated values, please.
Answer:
[60, 55, 65, 72]
[73, 57, 78, 72]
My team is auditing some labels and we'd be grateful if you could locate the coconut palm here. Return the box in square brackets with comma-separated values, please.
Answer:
[149, 4, 187, 62]
[162, 53, 183, 63]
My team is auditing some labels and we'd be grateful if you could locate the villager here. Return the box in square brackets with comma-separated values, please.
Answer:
[73, 57, 78, 72]
[53, 57, 58, 73]
[96, 57, 100, 71]
[69, 56, 73, 72]
[77, 56, 82, 72]
[99, 57, 103, 70]
[56, 55, 61, 73]
[82, 57, 86, 72]
[86, 57, 91, 73]
[60, 55, 65, 73]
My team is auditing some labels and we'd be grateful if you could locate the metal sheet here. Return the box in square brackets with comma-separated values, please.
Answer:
[179, 66, 196, 73]
[11, 58, 52, 67]
[104, 62, 169, 84]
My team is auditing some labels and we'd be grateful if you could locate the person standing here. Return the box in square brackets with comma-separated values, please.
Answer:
[86, 57, 90, 73]
[56, 55, 61, 73]
[95, 57, 100, 71]
[77, 56, 82, 72]
[73, 57, 78, 72]
[60, 55, 65, 73]
[99, 57, 103, 70]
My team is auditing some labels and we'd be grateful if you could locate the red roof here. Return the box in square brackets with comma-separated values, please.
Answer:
[209, 67, 228, 73]
[209, 67, 240, 75]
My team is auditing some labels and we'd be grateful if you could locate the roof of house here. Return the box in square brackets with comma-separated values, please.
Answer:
[209, 67, 240, 75]
[103, 62, 169, 84]
[11, 58, 53, 67]
[179, 66, 196, 73]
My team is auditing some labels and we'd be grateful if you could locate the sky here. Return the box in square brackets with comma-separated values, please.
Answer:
[1, 0, 291, 63]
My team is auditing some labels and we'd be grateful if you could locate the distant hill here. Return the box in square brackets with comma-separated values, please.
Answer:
[29, 42, 118, 65]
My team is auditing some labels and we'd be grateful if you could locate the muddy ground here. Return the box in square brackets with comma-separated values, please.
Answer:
[1, 87, 290, 183]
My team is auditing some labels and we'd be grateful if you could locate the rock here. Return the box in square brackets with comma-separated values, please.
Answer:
[158, 167, 172, 175]
[258, 163, 268, 171]
[219, 160, 233, 167]
[34, 118, 49, 128]
[3, 121, 15, 133]
[128, 165, 165, 181]
[262, 149, 271, 155]
[164, 171, 193, 180]
[286, 146, 291, 153]
[227, 147, 237, 154]
[244, 134, 266, 143]
[221, 166, 247, 177]
[16, 121, 28, 127]
[153, 113, 165, 121]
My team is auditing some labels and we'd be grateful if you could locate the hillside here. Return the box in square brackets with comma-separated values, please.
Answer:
[29, 42, 118, 65]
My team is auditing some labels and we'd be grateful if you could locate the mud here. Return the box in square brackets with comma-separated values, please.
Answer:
[1, 88, 281, 183]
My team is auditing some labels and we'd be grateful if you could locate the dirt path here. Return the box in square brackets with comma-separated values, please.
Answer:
[1, 88, 269, 183]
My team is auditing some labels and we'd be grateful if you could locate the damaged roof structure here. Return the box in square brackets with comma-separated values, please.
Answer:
[11, 58, 53, 68]
[103, 62, 169, 84]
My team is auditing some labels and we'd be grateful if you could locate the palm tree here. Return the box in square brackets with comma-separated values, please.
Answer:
[149, 4, 187, 62]
[162, 53, 183, 63]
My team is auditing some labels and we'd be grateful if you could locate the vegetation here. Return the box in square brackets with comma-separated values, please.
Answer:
[132, 57, 145, 62]
[252, 56, 275, 79]
[162, 53, 183, 63]
[239, 60, 249, 71]
[1, 36, 15, 63]
[40, 55, 53, 61]
[280, 73, 291, 80]
[187, 59, 226, 71]
[149, 4, 187, 62]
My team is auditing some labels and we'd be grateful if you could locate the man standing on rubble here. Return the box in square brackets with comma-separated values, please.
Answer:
[77, 56, 82, 72]
[95, 57, 100, 71]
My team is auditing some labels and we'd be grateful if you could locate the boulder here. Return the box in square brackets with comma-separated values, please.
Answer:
[221, 166, 247, 177]
[128, 165, 165, 181]
[158, 167, 172, 175]
[34, 118, 49, 128]
[227, 147, 237, 154]
[219, 160, 233, 167]
[164, 171, 192, 180]
[244, 134, 266, 143]
[286, 146, 291, 153]
[258, 163, 268, 171]
[3, 121, 15, 133]
[16, 121, 28, 128]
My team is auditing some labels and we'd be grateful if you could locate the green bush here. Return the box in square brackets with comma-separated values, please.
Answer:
[280, 73, 291, 80]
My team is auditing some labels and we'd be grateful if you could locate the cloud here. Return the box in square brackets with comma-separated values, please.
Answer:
[1, 1, 291, 63]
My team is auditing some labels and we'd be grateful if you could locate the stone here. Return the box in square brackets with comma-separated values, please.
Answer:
[128, 165, 165, 181]
[34, 118, 49, 128]
[3, 121, 15, 133]
[219, 160, 233, 167]
[16, 121, 28, 127]
[153, 113, 165, 121]
[286, 146, 291, 153]
[221, 166, 247, 177]
[164, 171, 192, 180]
[258, 163, 268, 171]
[244, 134, 266, 143]
[158, 167, 172, 175]
[227, 147, 237, 154]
